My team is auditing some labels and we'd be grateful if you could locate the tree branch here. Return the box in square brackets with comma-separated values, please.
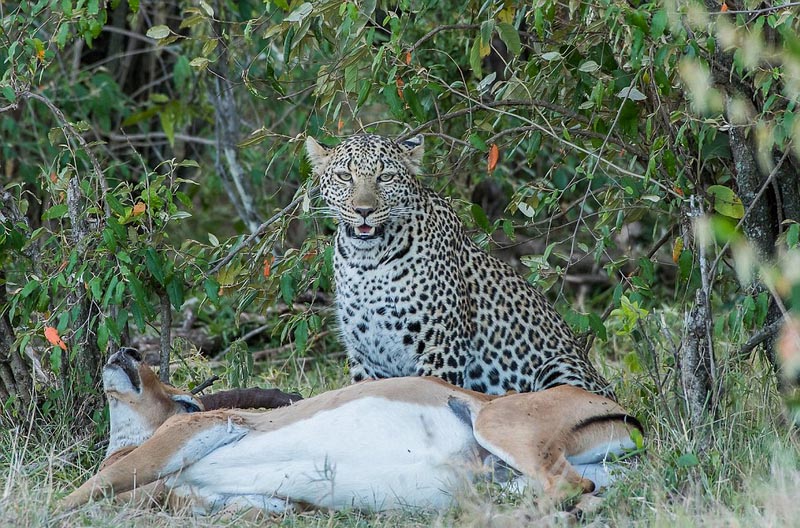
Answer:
[21, 90, 111, 219]
[200, 188, 314, 283]
[408, 24, 479, 53]
[159, 291, 171, 383]
[738, 315, 786, 361]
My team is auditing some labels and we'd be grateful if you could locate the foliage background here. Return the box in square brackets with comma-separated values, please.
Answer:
[1, 0, 800, 525]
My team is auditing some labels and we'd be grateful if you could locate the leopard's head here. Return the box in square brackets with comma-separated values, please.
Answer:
[306, 134, 425, 244]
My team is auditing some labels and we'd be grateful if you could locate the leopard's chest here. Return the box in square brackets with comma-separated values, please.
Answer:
[334, 251, 424, 377]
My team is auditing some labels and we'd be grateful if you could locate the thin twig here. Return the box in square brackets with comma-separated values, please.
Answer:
[737, 315, 787, 361]
[191, 375, 220, 395]
[201, 188, 315, 282]
[20, 90, 111, 218]
[106, 132, 216, 147]
[408, 24, 479, 52]
[580, 226, 675, 350]
[212, 323, 271, 361]
[159, 291, 171, 383]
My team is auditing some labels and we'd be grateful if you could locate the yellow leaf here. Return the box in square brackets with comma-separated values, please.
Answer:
[672, 236, 684, 263]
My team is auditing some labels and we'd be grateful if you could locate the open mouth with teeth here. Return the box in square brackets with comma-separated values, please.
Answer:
[345, 224, 385, 239]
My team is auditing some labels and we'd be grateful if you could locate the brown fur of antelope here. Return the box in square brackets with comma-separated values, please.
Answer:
[62, 348, 641, 514]
[96, 348, 301, 508]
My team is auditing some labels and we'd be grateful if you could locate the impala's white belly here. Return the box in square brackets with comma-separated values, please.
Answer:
[171, 398, 478, 512]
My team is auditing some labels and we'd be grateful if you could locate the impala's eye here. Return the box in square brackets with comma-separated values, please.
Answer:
[378, 171, 397, 183]
[333, 170, 353, 183]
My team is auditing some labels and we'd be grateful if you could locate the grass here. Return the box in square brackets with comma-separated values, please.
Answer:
[1, 337, 798, 527]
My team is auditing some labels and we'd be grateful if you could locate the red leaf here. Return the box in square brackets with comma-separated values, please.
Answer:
[263, 256, 274, 278]
[487, 144, 500, 173]
[44, 326, 67, 351]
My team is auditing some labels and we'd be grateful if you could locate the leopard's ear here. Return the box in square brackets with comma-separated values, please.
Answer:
[305, 136, 332, 173]
[398, 135, 424, 174]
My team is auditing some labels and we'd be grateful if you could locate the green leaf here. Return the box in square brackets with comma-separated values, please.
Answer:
[102, 276, 119, 309]
[159, 108, 175, 148]
[469, 39, 483, 78]
[130, 302, 146, 331]
[355, 80, 372, 110]
[283, 25, 295, 62]
[97, 321, 109, 352]
[382, 83, 404, 117]
[469, 133, 488, 152]
[19, 280, 39, 298]
[294, 319, 309, 354]
[2, 85, 16, 103]
[189, 57, 210, 69]
[471, 204, 491, 232]
[145, 248, 166, 286]
[173, 55, 191, 91]
[50, 347, 62, 373]
[787, 223, 800, 248]
[166, 273, 184, 310]
[651, 9, 667, 37]
[102, 227, 117, 252]
[204, 278, 220, 302]
[146, 25, 171, 39]
[541, 51, 562, 61]
[280, 273, 296, 304]
[285, 2, 312, 23]
[42, 204, 68, 220]
[707, 185, 745, 219]
[629, 427, 644, 450]
[89, 277, 103, 300]
[588, 313, 607, 341]
[403, 87, 426, 122]
[496, 22, 521, 56]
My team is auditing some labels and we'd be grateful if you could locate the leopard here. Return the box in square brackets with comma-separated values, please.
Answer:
[305, 133, 613, 398]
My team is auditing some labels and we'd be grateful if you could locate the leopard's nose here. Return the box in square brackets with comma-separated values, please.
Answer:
[354, 206, 375, 219]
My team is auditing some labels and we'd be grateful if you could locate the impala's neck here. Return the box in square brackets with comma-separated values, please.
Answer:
[106, 399, 160, 457]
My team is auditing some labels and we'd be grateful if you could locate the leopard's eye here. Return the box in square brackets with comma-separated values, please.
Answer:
[378, 171, 397, 183]
[333, 170, 353, 183]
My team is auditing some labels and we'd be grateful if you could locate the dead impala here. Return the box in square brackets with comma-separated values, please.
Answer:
[62, 348, 642, 513]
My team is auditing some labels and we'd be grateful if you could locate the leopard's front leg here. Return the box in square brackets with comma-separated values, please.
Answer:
[414, 342, 466, 387]
[348, 356, 373, 383]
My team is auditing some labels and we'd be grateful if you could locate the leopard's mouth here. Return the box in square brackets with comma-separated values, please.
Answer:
[345, 224, 385, 239]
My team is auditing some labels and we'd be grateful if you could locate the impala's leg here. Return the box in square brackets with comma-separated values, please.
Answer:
[60, 412, 248, 511]
[471, 403, 594, 502]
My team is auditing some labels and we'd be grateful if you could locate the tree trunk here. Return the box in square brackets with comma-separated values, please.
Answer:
[0, 270, 33, 413]
[680, 198, 716, 442]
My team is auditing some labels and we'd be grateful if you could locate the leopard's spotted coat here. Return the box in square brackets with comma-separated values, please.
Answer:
[306, 134, 613, 398]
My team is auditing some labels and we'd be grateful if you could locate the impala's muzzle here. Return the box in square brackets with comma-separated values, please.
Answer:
[104, 347, 142, 393]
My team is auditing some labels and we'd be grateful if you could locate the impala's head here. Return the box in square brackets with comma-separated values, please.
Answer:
[104, 348, 203, 455]
[306, 134, 425, 246]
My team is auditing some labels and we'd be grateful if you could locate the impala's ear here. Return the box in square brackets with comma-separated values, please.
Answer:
[399, 135, 424, 174]
[172, 393, 203, 413]
[305, 136, 332, 173]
